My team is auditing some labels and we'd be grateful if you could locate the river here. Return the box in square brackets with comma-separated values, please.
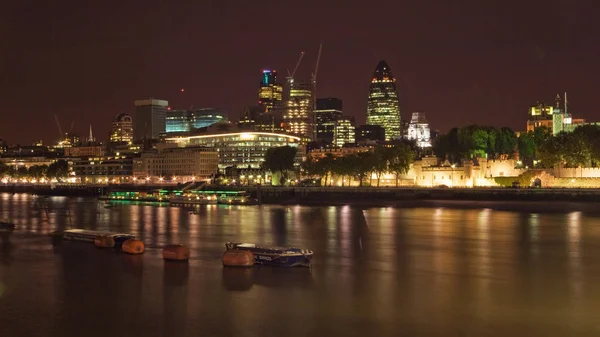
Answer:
[1, 193, 599, 336]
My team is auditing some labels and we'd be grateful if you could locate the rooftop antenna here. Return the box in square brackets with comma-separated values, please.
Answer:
[564, 92, 568, 115]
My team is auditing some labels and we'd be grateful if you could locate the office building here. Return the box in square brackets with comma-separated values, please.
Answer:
[238, 105, 283, 132]
[72, 155, 134, 184]
[164, 127, 301, 170]
[110, 113, 133, 145]
[133, 98, 168, 141]
[315, 98, 343, 145]
[133, 146, 218, 182]
[64, 145, 105, 157]
[406, 112, 432, 148]
[334, 116, 355, 148]
[283, 80, 313, 142]
[366, 60, 401, 140]
[258, 69, 283, 113]
[356, 125, 385, 144]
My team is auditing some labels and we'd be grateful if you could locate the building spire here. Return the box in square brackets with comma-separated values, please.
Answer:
[89, 124, 94, 142]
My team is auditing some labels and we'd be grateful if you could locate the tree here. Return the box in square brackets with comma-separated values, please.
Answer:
[28, 165, 48, 178]
[0, 162, 10, 178]
[262, 146, 298, 185]
[47, 160, 69, 180]
[345, 152, 374, 187]
[332, 156, 353, 186]
[317, 153, 336, 186]
[387, 142, 414, 187]
[495, 127, 518, 158]
[372, 146, 389, 187]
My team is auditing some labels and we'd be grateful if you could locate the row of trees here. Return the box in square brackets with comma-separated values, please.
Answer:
[537, 125, 600, 168]
[0, 160, 70, 180]
[434, 125, 520, 163]
[302, 141, 414, 187]
[434, 124, 600, 169]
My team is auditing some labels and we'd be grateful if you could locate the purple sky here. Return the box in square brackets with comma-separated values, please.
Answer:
[1, 0, 599, 144]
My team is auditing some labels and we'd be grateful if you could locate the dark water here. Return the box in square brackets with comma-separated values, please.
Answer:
[1, 193, 600, 336]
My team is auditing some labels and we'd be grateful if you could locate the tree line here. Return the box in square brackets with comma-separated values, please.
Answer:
[0, 160, 70, 180]
[433, 124, 600, 168]
[302, 141, 414, 187]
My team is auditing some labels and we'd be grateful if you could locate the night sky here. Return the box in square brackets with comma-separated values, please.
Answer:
[1, 0, 599, 144]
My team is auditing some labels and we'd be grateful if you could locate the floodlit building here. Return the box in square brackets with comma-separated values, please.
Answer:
[315, 98, 343, 145]
[133, 146, 218, 182]
[164, 128, 301, 170]
[366, 60, 401, 140]
[110, 113, 133, 145]
[406, 112, 432, 148]
[133, 98, 168, 140]
[333, 116, 355, 148]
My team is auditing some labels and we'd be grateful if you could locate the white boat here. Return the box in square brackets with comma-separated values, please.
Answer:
[169, 194, 217, 205]
[59, 229, 135, 245]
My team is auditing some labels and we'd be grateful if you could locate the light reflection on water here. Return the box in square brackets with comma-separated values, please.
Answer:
[1, 193, 600, 336]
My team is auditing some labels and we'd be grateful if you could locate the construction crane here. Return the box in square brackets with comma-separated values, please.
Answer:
[311, 44, 323, 141]
[311, 44, 323, 87]
[287, 51, 305, 82]
[54, 114, 65, 140]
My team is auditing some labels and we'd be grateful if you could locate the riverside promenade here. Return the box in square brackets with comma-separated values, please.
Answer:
[2, 183, 600, 206]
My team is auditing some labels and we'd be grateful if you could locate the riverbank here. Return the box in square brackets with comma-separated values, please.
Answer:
[2, 183, 600, 206]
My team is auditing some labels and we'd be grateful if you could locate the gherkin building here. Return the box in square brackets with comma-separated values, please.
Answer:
[366, 60, 401, 140]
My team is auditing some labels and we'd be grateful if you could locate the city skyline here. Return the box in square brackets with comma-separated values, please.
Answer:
[2, 0, 599, 144]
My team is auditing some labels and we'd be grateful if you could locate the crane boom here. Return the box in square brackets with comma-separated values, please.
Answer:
[54, 114, 64, 139]
[290, 51, 305, 78]
[312, 44, 323, 83]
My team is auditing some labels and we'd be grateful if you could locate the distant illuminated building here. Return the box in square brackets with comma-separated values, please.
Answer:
[406, 112, 431, 148]
[366, 60, 401, 140]
[526, 94, 584, 135]
[54, 134, 80, 149]
[334, 116, 355, 148]
[238, 105, 283, 132]
[258, 70, 283, 113]
[110, 113, 133, 145]
[283, 80, 313, 142]
[165, 108, 228, 133]
[133, 98, 168, 141]
[315, 98, 343, 145]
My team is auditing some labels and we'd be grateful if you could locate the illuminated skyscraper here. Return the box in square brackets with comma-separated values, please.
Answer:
[334, 116, 355, 148]
[110, 113, 133, 145]
[258, 70, 283, 113]
[283, 80, 313, 142]
[366, 60, 401, 140]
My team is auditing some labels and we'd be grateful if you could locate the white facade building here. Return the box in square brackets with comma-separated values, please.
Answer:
[406, 112, 431, 148]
